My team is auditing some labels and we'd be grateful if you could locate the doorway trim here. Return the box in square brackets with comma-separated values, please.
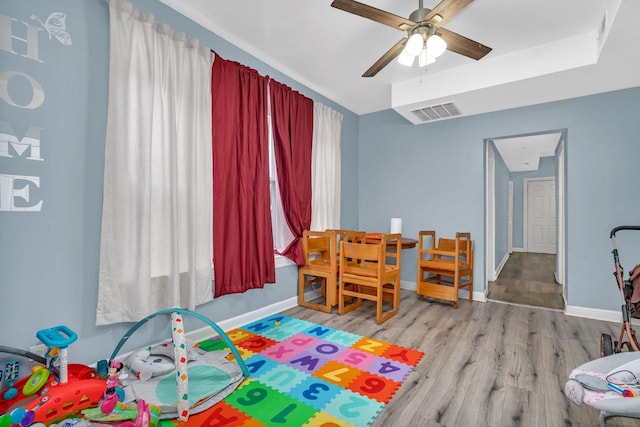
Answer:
[485, 143, 496, 285]
[485, 130, 567, 305]
[557, 140, 566, 290]
[508, 181, 513, 253]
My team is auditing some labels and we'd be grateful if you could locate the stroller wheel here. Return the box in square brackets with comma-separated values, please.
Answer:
[601, 334, 614, 357]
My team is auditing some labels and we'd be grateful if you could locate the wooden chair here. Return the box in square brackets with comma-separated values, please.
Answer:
[298, 230, 338, 313]
[327, 229, 366, 262]
[298, 229, 365, 312]
[332, 229, 367, 244]
[416, 230, 473, 308]
[338, 233, 402, 324]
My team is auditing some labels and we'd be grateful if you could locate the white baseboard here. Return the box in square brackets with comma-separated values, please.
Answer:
[400, 280, 416, 291]
[512, 247, 525, 252]
[186, 296, 300, 343]
[472, 290, 487, 302]
[554, 271, 563, 285]
[565, 305, 640, 328]
[565, 305, 619, 323]
[495, 252, 510, 279]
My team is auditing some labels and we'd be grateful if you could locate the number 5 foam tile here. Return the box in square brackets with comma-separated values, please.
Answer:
[335, 348, 378, 371]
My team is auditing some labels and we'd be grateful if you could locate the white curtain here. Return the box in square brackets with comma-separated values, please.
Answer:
[97, 0, 214, 325]
[310, 103, 343, 231]
[267, 84, 295, 253]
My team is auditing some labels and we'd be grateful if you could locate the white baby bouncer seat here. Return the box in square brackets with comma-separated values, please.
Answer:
[565, 352, 640, 426]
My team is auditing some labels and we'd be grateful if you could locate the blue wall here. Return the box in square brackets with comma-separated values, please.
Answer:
[0, 0, 359, 363]
[2, 0, 640, 364]
[359, 88, 640, 310]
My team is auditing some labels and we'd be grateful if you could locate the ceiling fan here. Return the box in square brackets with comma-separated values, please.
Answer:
[331, 0, 492, 77]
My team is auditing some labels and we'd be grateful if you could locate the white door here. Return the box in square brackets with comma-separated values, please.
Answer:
[526, 178, 556, 254]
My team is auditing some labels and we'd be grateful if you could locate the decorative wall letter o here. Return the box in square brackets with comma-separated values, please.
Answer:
[0, 70, 45, 109]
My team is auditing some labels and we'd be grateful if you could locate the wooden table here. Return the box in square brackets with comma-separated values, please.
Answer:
[364, 236, 418, 249]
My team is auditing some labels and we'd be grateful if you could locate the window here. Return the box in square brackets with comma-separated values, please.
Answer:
[267, 100, 295, 268]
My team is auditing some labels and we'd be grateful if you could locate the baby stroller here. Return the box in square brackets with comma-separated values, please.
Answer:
[564, 226, 640, 426]
[600, 225, 640, 357]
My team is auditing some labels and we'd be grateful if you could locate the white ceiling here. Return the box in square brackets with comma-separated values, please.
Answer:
[493, 133, 562, 172]
[158, 0, 639, 166]
[160, 0, 640, 117]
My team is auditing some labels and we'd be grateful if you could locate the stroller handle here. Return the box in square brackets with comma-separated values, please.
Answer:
[610, 225, 640, 238]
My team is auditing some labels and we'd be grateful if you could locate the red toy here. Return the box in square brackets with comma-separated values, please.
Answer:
[0, 327, 107, 426]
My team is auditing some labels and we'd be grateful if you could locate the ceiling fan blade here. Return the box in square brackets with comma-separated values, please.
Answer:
[363, 38, 407, 77]
[438, 27, 491, 60]
[424, 0, 474, 26]
[331, 0, 415, 31]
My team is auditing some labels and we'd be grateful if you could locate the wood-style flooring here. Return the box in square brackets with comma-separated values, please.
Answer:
[284, 290, 638, 426]
[488, 252, 565, 310]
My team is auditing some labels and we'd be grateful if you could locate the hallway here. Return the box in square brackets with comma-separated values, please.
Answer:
[487, 252, 564, 310]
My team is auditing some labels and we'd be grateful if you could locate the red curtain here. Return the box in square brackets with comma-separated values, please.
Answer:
[270, 80, 314, 265]
[211, 57, 275, 297]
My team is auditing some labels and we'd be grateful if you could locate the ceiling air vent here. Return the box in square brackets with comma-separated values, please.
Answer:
[410, 101, 461, 123]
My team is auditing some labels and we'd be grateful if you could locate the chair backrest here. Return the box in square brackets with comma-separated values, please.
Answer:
[301, 230, 337, 269]
[327, 229, 366, 263]
[418, 231, 473, 266]
[340, 240, 384, 278]
[339, 233, 402, 278]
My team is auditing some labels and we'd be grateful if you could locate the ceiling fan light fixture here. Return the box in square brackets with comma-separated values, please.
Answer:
[331, 0, 492, 77]
[404, 33, 424, 57]
[418, 48, 436, 67]
[426, 34, 447, 58]
[397, 49, 416, 67]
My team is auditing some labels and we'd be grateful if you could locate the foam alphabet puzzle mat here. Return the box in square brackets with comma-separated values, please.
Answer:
[159, 314, 424, 427]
